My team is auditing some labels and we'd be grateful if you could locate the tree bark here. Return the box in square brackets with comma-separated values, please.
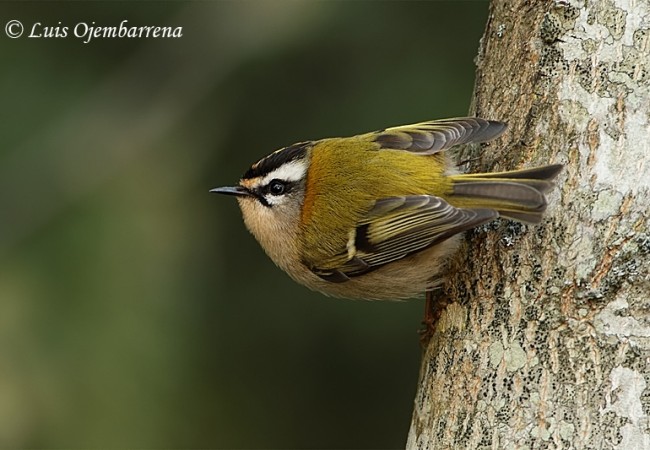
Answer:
[407, 1, 650, 448]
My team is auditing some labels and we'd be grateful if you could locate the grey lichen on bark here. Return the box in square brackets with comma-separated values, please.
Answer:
[407, 1, 650, 449]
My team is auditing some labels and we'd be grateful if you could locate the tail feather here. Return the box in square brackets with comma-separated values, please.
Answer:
[449, 164, 562, 224]
[457, 164, 563, 192]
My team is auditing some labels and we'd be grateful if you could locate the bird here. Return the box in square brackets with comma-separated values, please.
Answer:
[211, 117, 562, 300]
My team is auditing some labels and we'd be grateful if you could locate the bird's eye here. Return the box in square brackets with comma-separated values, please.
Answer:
[268, 179, 287, 196]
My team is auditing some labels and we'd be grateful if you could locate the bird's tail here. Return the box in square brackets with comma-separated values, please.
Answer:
[448, 164, 563, 223]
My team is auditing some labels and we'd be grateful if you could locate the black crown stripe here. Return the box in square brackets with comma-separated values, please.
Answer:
[242, 141, 312, 180]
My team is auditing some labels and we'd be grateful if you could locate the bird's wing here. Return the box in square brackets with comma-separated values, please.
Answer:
[370, 117, 506, 155]
[308, 195, 498, 282]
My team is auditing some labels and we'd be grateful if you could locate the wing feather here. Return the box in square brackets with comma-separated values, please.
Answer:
[372, 117, 506, 154]
[309, 195, 498, 281]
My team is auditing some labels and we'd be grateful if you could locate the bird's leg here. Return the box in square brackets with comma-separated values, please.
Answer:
[419, 289, 450, 347]
[457, 155, 482, 168]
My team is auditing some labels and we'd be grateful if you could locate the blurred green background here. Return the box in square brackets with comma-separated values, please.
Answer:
[0, 2, 488, 448]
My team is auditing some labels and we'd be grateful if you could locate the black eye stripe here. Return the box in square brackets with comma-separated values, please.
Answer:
[269, 179, 287, 195]
[254, 179, 294, 208]
[262, 179, 291, 196]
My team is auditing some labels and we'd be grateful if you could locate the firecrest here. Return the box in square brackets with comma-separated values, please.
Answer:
[211, 118, 562, 300]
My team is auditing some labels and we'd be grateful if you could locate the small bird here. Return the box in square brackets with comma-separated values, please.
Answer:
[212, 118, 562, 300]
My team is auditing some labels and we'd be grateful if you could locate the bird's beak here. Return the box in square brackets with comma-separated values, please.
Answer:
[209, 186, 253, 198]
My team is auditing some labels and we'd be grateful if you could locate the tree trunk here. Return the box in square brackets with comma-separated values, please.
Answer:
[407, 1, 650, 448]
